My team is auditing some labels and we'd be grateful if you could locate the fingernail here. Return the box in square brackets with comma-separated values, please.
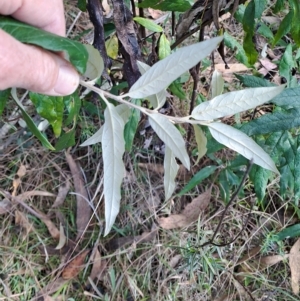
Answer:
[53, 64, 79, 96]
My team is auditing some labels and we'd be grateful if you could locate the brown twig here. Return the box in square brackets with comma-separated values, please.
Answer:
[198, 159, 254, 248]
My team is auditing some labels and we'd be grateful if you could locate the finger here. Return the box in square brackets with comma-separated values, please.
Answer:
[1, 0, 65, 36]
[0, 30, 79, 96]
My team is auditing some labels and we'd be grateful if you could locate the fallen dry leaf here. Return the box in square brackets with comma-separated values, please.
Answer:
[62, 249, 90, 280]
[259, 58, 277, 71]
[0, 199, 13, 215]
[169, 254, 182, 269]
[51, 181, 70, 209]
[290, 238, 300, 295]
[105, 224, 158, 252]
[32, 208, 60, 240]
[148, 8, 163, 19]
[138, 163, 191, 181]
[55, 223, 67, 250]
[12, 164, 27, 196]
[102, 0, 111, 15]
[15, 210, 34, 237]
[158, 189, 211, 229]
[65, 151, 91, 241]
[36, 277, 69, 300]
[89, 247, 108, 282]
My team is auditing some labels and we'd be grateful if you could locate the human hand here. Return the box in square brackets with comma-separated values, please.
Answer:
[0, 0, 79, 96]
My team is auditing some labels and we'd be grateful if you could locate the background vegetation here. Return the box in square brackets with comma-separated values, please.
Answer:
[0, 0, 300, 300]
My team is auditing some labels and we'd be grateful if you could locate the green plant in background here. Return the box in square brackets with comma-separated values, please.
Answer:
[1, 0, 300, 236]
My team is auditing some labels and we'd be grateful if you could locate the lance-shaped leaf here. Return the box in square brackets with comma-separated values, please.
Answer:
[11, 89, 55, 150]
[30, 93, 64, 138]
[84, 44, 104, 80]
[133, 17, 163, 32]
[207, 122, 279, 174]
[0, 16, 88, 74]
[192, 85, 285, 121]
[148, 113, 190, 170]
[193, 125, 207, 165]
[102, 103, 125, 235]
[80, 104, 130, 147]
[127, 36, 223, 98]
[159, 34, 171, 60]
[164, 147, 179, 200]
[137, 61, 167, 109]
[211, 70, 224, 99]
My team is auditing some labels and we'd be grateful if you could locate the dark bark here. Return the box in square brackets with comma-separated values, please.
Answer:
[87, 0, 112, 76]
[173, 0, 247, 49]
[111, 0, 141, 87]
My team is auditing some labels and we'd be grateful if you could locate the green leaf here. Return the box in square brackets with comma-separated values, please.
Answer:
[272, 87, 300, 109]
[218, 169, 231, 203]
[105, 35, 119, 60]
[169, 81, 186, 100]
[159, 34, 171, 60]
[77, 0, 87, 11]
[138, 0, 191, 12]
[207, 122, 279, 174]
[291, 1, 300, 46]
[273, 10, 293, 46]
[257, 23, 274, 40]
[193, 125, 207, 165]
[224, 32, 249, 66]
[243, 33, 258, 65]
[164, 147, 179, 200]
[192, 85, 285, 121]
[275, 224, 300, 241]
[30, 93, 64, 138]
[235, 74, 275, 88]
[104, 23, 116, 38]
[177, 166, 217, 196]
[55, 129, 76, 151]
[239, 108, 300, 136]
[254, 0, 267, 19]
[64, 93, 81, 127]
[102, 103, 126, 236]
[124, 100, 141, 152]
[249, 165, 271, 202]
[277, 132, 300, 199]
[258, 131, 300, 200]
[279, 44, 296, 86]
[211, 70, 224, 99]
[0, 89, 10, 116]
[127, 36, 223, 98]
[148, 113, 190, 170]
[133, 17, 163, 32]
[11, 89, 55, 150]
[84, 44, 104, 80]
[0, 17, 88, 74]
[234, 4, 246, 23]
[242, 1, 258, 65]
[273, 0, 285, 13]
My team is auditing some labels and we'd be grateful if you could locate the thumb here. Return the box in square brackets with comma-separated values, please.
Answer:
[0, 30, 79, 96]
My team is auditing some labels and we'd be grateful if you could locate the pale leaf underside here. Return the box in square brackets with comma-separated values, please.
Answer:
[128, 36, 223, 98]
[137, 60, 167, 109]
[102, 103, 125, 235]
[164, 147, 179, 200]
[192, 85, 285, 121]
[149, 113, 190, 170]
[207, 122, 279, 174]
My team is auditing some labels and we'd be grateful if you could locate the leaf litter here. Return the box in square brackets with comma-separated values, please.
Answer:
[65, 150, 92, 241]
[158, 188, 212, 229]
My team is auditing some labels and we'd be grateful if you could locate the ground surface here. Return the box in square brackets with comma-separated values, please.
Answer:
[0, 1, 299, 301]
